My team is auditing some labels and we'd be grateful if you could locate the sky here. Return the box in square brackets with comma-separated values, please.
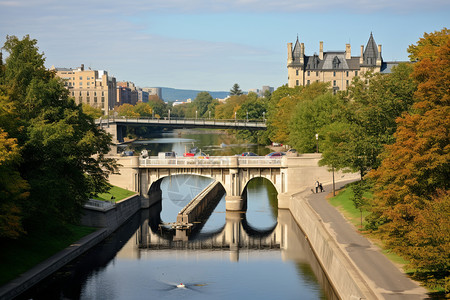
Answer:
[0, 0, 448, 92]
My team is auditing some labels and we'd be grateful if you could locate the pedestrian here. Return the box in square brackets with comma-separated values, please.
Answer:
[315, 180, 319, 193]
[319, 183, 324, 192]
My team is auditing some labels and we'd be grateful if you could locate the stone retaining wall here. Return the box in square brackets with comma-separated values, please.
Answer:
[288, 189, 376, 300]
[80, 194, 141, 233]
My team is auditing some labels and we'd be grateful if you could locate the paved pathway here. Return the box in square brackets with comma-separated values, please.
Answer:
[307, 180, 429, 300]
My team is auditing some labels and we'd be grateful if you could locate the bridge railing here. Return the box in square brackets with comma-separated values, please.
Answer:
[96, 116, 266, 128]
[139, 156, 282, 167]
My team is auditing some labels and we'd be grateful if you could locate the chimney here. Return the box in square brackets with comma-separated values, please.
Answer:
[319, 41, 323, 60]
[287, 43, 293, 64]
[360, 45, 364, 64]
[376, 44, 382, 66]
[300, 43, 305, 64]
[81, 64, 84, 71]
[345, 44, 351, 59]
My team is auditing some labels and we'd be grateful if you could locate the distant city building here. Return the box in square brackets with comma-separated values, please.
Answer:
[287, 33, 403, 92]
[52, 64, 116, 115]
[143, 87, 162, 100]
[137, 88, 149, 103]
[117, 81, 138, 105]
[249, 86, 274, 97]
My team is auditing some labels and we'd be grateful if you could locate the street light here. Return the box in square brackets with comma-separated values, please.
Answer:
[263, 111, 265, 123]
[168, 109, 170, 120]
[246, 111, 248, 122]
[195, 110, 198, 119]
[234, 111, 237, 122]
[315, 133, 319, 153]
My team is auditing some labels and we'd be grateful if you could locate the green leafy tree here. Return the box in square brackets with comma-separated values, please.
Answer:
[1, 35, 117, 234]
[81, 103, 103, 119]
[193, 91, 213, 117]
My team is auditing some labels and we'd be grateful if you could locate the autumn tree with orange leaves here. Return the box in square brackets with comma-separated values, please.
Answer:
[368, 28, 449, 292]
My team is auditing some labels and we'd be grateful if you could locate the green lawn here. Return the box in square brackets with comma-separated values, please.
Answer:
[327, 183, 371, 229]
[0, 224, 96, 286]
[93, 185, 136, 202]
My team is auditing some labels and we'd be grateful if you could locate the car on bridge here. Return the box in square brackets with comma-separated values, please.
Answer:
[241, 152, 258, 156]
[265, 152, 284, 158]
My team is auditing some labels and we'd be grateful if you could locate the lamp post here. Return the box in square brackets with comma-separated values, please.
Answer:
[208, 110, 211, 119]
[263, 111, 265, 123]
[234, 111, 237, 122]
[315, 133, 319, 153]
[195, 110, 198, 120]
[168, 109, 171, 120]
[246, 111, 248, 122]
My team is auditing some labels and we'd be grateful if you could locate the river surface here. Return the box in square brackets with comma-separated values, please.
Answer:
[20, 129, 337, 300]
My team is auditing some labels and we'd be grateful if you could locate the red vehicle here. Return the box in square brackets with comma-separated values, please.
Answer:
[265, 152, 283, 158]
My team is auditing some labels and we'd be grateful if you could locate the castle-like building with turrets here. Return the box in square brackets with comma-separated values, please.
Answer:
[287, 33, 401, 92]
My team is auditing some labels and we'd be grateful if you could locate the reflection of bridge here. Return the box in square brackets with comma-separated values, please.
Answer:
[109, 154, 336, 211]
[96, 117, 266, 143]
[138, 211, 280, 261]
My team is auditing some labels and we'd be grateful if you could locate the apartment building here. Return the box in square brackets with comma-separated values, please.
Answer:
[52, 64, 116, 114]
[287, 33, 400, 92]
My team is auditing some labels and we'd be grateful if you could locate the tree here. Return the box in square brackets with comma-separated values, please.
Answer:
[368, 28, 449, 291]
[1, 35, 117, 234]
[134, 102, 153, 117]
[193, 91, 213, 117]
[81, 103, 103, 119]
[229, 83, 243, 96]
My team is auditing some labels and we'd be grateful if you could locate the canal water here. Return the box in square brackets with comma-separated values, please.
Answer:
[20, 129, 337, 300]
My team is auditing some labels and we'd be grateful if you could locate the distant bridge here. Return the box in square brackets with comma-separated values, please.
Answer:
[96, 117, 267, 143]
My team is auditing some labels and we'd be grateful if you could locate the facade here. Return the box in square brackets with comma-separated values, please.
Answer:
[143, 87, 162, 100]
[52, 64, 116, 114]
[117, 81, 138, 106]
[287, 33, 396, 92]
[137, 88, 149, 103]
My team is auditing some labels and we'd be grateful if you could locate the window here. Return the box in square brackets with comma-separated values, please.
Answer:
[346, 71, 349, 77]
[79, 76, 82, 80]
[333, 80, 336, 86]
[101, 97, 105, 103]
[79, 82, 82, 86]
[87, 82, 90, 86]
[86, 97, 90, 103]
[333, 71, 336, 77]
[316, 71, 319, 76]
[296, 80, 299, 86]
[94, 97, 98, 103]
[346, 80, 349, 86]
[307, 80, 310, 85]
[87, 77, 90, 80]
[355, 71, 358, 76]
[307, 71, 310, 76]
[296, 70, 299, 76]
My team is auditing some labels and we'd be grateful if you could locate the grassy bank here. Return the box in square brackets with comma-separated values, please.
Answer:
[93, 185, 136, 202]
[0, 224, 96, 286]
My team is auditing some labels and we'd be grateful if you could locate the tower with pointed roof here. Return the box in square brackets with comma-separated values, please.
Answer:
[287, 33, 391, 92]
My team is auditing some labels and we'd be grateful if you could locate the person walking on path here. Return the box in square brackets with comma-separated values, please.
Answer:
[315, 180, 319, 193]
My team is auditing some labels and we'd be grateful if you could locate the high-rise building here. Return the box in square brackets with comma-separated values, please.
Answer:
[143, 87, 162, 100]
[52, 64, 116, 114]
[287, 33, 401, 92]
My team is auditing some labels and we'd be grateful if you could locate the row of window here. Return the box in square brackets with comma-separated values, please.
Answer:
[297, 79, 351, 86]
[295, 70, 359, 77]
[72, 91, 105, 97]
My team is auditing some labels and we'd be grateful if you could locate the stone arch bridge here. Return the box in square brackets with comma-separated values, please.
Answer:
[109, 154, 347, 211]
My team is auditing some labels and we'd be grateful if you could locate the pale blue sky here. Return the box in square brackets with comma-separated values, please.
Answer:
[0, 0, 448, 91]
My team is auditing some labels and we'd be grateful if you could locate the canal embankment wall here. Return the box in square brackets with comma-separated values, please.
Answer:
[0, 195, 143, 300]
[0, 229, 109, 300]
[288, 188, 377, 300]
[80, 194, 142, 234]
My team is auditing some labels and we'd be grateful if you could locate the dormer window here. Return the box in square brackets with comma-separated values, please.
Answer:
[332, 56, 340, 69]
